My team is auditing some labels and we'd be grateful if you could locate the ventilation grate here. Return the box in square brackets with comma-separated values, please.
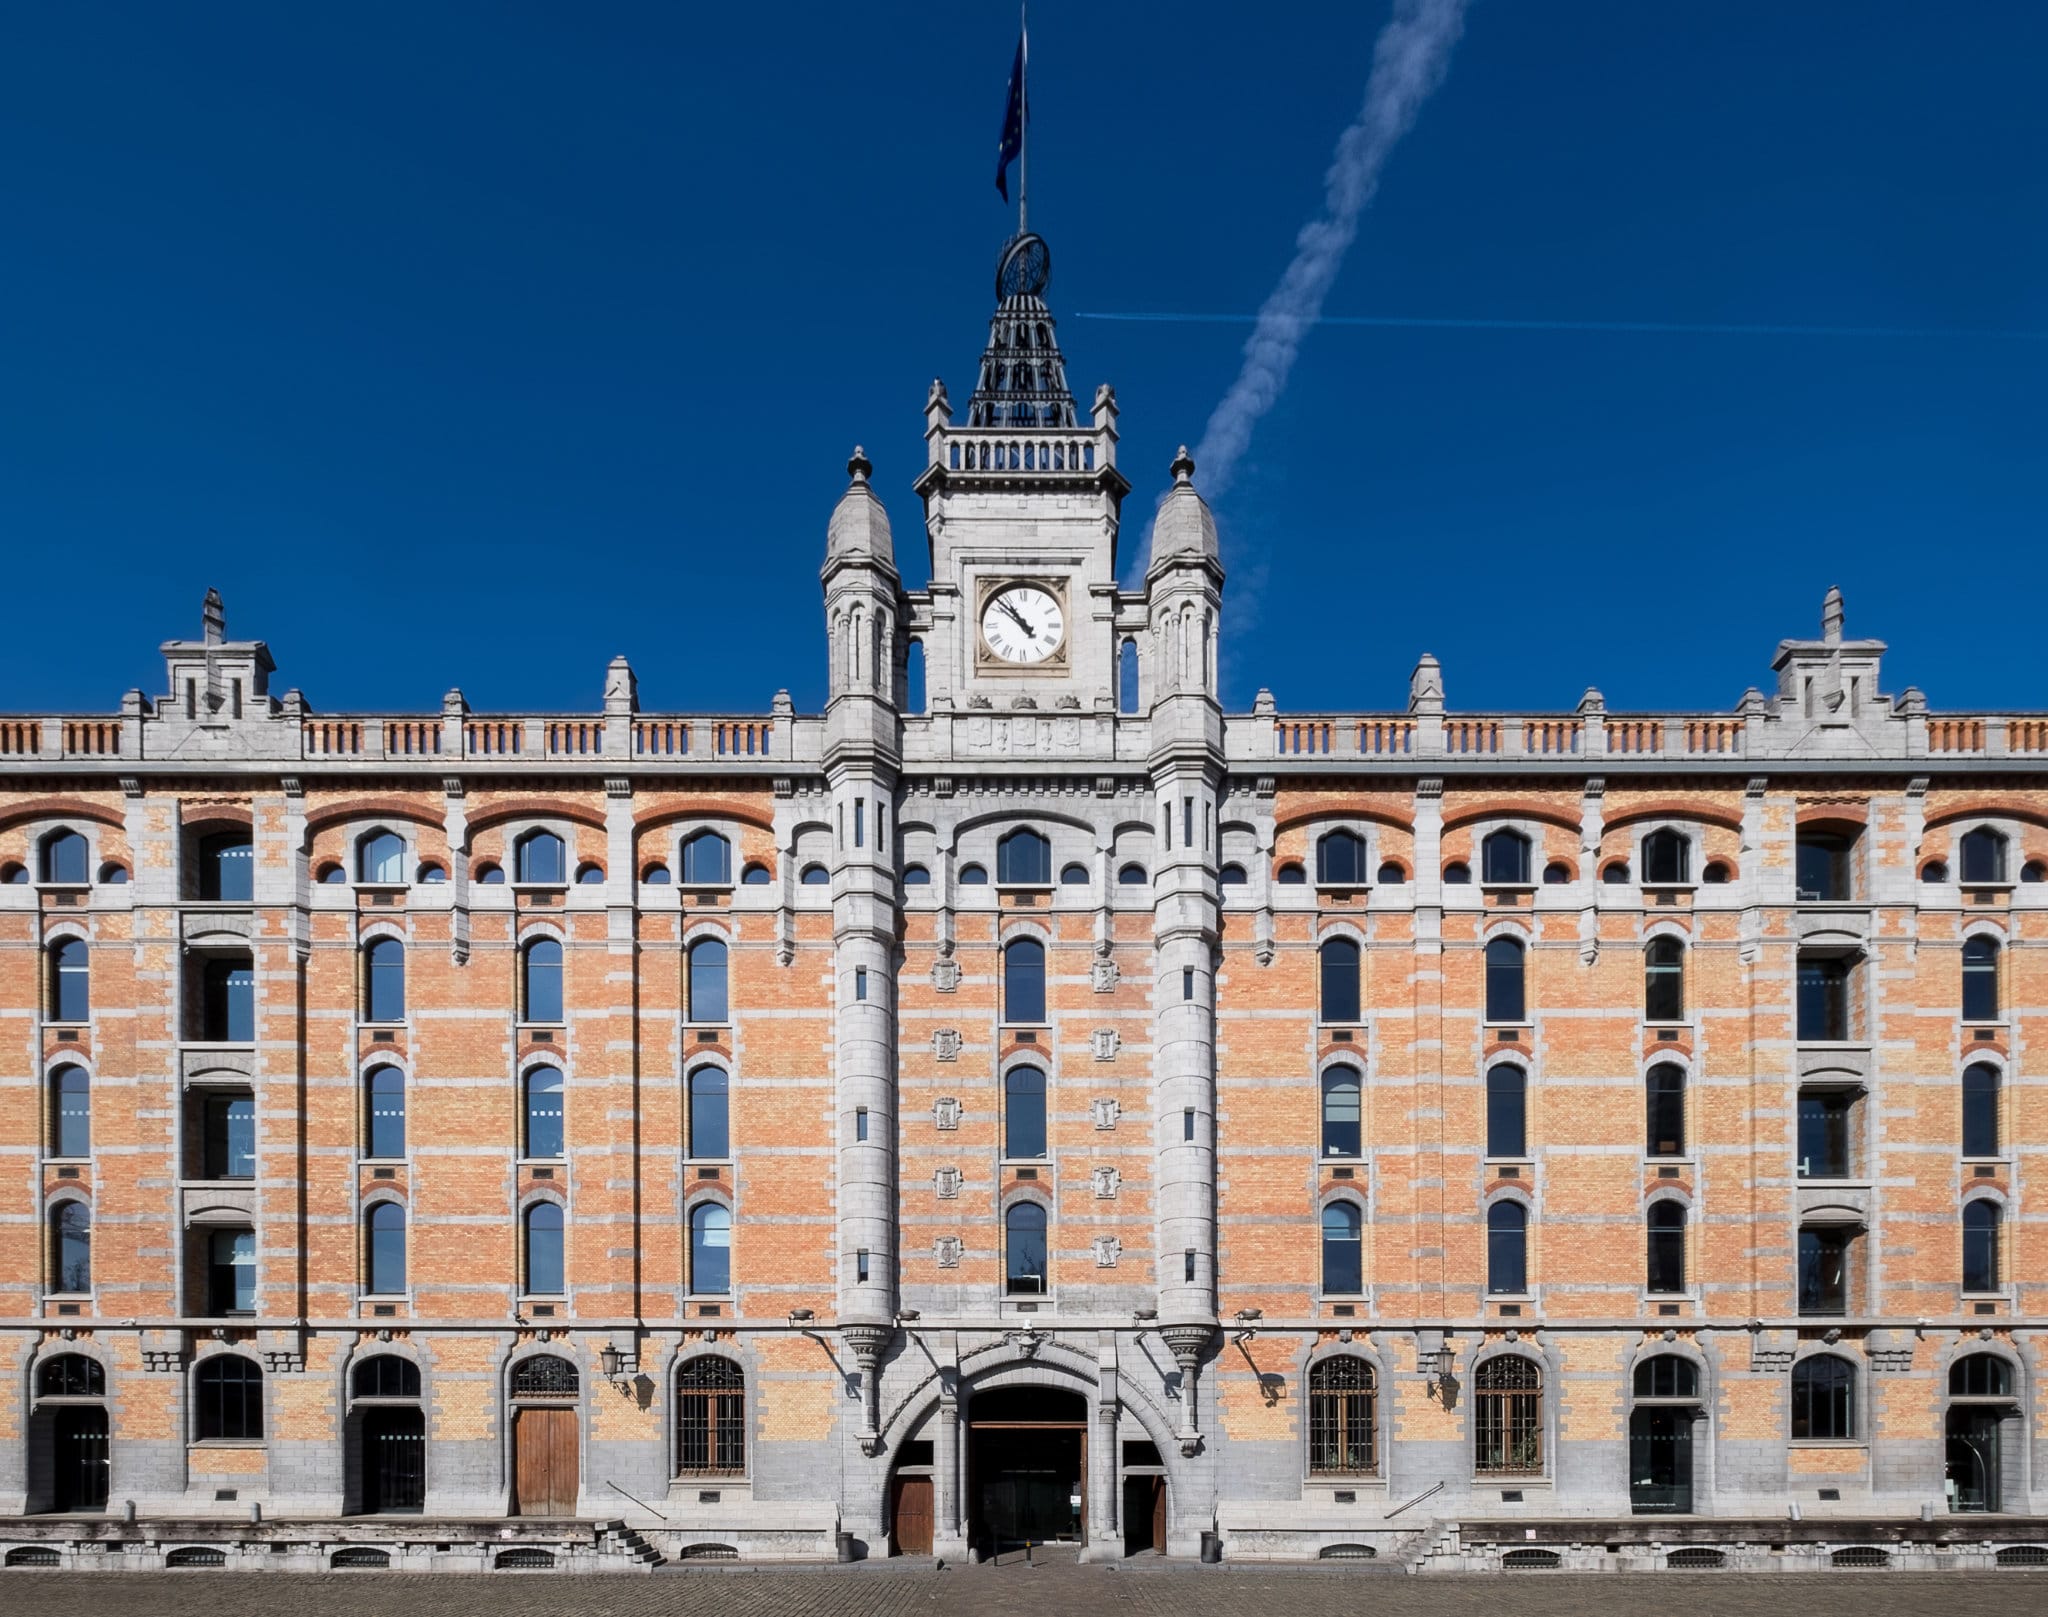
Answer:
[1503, 1548, 1561, 1570]
[495, 1547, 557, 1570]
[167, 1547, 228, 1568]
[1666, 1547, 1726, 1569]
[1832, 1546, 1889, 1568]
[680, 1543, 739, 1562]
[5, 1546, 61, 1568]
[1996, 1545, 2048, 1567]
[1319, 1543, 1377, 1560]
[331, 1546, 390, 1569]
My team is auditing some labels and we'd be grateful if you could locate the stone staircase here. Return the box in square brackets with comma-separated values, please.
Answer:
[598, 1519, 666, 1568]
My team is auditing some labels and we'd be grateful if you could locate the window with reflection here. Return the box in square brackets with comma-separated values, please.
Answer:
[41, 830, 89, 885]
[523, 1067, 564, 1158]
[357, 830, 406, 884]
[522, 937, 563, 1023]
[801, 864, 831, 885]
[1962, 1063, 1999, 1157]
[524, 1202, 564, 1294]
[1959, 827, 2007, 885]
[1484, 936, 1525, 1023]
[1481, 830, 1531, 886]
[1317, 830, 1367, 886]
[1276, 862, 1307, 885]
[1644, 936, 1685, 1022]
[1319, 936, 1360, 1023]
[957, 863, 988, 886]
[1642, 829, 1690, 885]
[1797, 1226, 1854, 1316]
[50, 1064, 90, 1158]
[1646, 1201, 1686, 1293]
[207, 1229, 256, 1314]
[202, 1090, 255, 1179]
[1321, 1067, 1362, 1158]
[1004, 1201, 1047, 1295]
[1796, 954, 1850, 1041]
[1117, 864, 1148, 886]
[1950, 1353, 2011, 1398]
[198, 832, 254, 901]
[515, 831, 566, 885]
[1790, 1354, 1854, 1439]
[365, 937, 405, 1022]
[1645, 1064, 1685, 1157]
[1962, 936, 2000, 1021]
[365, 1201, 406, 1294]
[1004, 937, 1045, 1023]
[195, 1354, 263, 1441]
[1798, 1088, 1855, 1178]
[998, 828, 1052, 885]
[51, 1201, 90, 1293]
[689, 937, 729, 1022]
[688, 1067, 729, 1159]
[691, 1202, 731, 1293]
[1218, 864, 1247, 887]
[51, 938, 89, 1022]
[1796, 832, 1853, 901]
[198, 955, 254, 1041]
[1321, 1201, 1363, 1294]
[1487, 1065, 1526, 1159]
[1004, 1066, 1047, 1159]
[366, 1066, 406, 1158]
[1633, 1355, 1699, 1399]
[682, 831, 732, 886]
[1487, 1200, 1528, 1294]
[1963, 1201, 2000, 1293]
[38, 1353, 105, 1398]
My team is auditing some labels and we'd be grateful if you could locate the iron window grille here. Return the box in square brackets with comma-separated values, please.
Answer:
[1474, 1355, 1543, 1475]
[510, 1353, 579, 1398]
[1307, 1356, 1378, 1475]
[675, 1357, 746, 1475]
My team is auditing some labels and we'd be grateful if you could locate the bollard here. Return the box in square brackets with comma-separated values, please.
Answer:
[1025, 1539, 1033, 1566]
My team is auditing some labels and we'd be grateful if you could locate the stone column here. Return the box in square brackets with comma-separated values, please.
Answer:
[933, 1351, 968, 1561]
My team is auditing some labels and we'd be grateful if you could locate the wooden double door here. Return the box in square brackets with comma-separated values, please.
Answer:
[513, 1405, 580, 1517]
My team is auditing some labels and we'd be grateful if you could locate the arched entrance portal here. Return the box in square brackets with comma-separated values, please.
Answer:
[968, 1386, 1085, 1556]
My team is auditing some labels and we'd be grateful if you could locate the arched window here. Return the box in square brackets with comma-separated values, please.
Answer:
[1276, 862, 1307, 886]
[365, 1201, 406, 1295]
[688, 937, 729, 1023]
[676, 1357, 746, 1475]
[515, 831, 566, 886]
[49, 1064, 90, 1158]
[1642, 829, 1691, 885]
[1481, 830, 1531, 886]
[957, 863, 988, 886]
[1797, 831, 1853, 901]
[523, 1201, 564, 1295]
[1921, 859, 1949, 884]
[688, 1067, 729, 1159]
[1004, 937, 1045, 1024]
[1603, 861, 1632, 885]
[475, 862, 504, 884]
[998, 828, 1052, 886]
[1117, 864, 1148, 886]
[352, 1354, 420, 1399]
[207, 1228, 256, 1314]
[1644, 936, 1685, 1022]
[41, 830, 89, 885]
[357, 830, 406, 885]
[1319, 936, 1360, 1023]
[1063, 862, 1093, 886]
[1632, 1355, 1699, 1399]
[1646, 1200, 1686, 1293]
[0, 862, 25, 884]
[522, 937, 563, 1023]
[38, 1353, 105, 1398]
[1949, 1353, 2011, 1397]
[1645, 1063, 1685, 1157]
[1541, 861, 1570, 885]
[510, 1354, 578, 1397]
[1484, 936, 1525, 1024]
[1317, 830, 1367, 886]
[100, 862, 129, 884]
[1962, 935, 2000, 1021]
[1307, 1356, 1377, 1475]
[575, 862, 605, 885]
[194, 1354, 264, 1441]
[50, 1200, 90, 1294]
[523, 1068, 564, 1158]
[1486, 1201, 1528, 1295]
[642, 863, 671, 884]
[681, 831, 733, 886]
[690, 1202, 731, 1294]
[1474, 1355, 1542, 1474]
[1118, 638, 1140, 713]
[1962, 1063, 2000, 1158]
[1702, 861, 1732, 884]
[2026, 860, 2048, 883]
[1377, 862, 1407, 885]
[905, 638, 927, 713]
[899, 865, 929, 886]
[197, 832, 254, 902]
[419, 862, 447, 884]
[366, 1066, 406, 1159]
[365, 937, 405, 1023]
[1790, 1354, 1855, 1440]
[1321, 1067, 1362, 1158]
[1963, 1200, 2001, 1293]
[738, 861, 769, 885]
[1442, 861, 1471, 884]
[50, 937, 89, 1023]
[1487, 1064, 1527, 1159]
[1004, 1200, 1047, 1295]
[1959, 827, 2008, 886]
[1004, 1066, 1047, 1159]
[799, 863, 830, 885]
[1321, 1201, 1363, 1295]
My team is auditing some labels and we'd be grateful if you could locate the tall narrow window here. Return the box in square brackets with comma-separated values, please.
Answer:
[512, 831, 563, 885]
[208, 1229, 257, 1314]
[365, 937, 406, 1023]
[1646, 1201, 1686, 1293]
[1796, 954, 1850, 1041]
[1798, 1087, 1856, 1178]
[1959, 827, 2008, 886]
[195, 1354, 264, 1441]
[1641, 829, 1691, 886]
[41, 830, 90, 885]
[675, 1357, 746, 1475]
[1307, 1357, 1377, 1476]
[50, 1064, 90, 1158]
[1486, 1201, 1528, 1294]
[1321, 1201, 1363, 1294]
[1797, 1225, 1854, 1315]
[1118, 639, 1140, 713]
[688, 937, 728, 1023]
[1321, 1067, 1362, 1158]
[524, 1201, 564, 1294]
[1645, 1064, 1685, 1157]
[1317, 830, 1367, 886]
[1004, 1201, 1047, 1295]
[1962, 1063, 2000, 1157]
[688, 1067, 730, 1159]
[1962, 936, 2000, 1021]
[357, 830, 406, 884]
[1481, 830, 1531, 886]
[523, 1067, 564, 1158]
[1004, 1066, 1047, 1159]
[366, 1201, 406, 1295]
[1473, 1355, 1543, 1474]
[1789, 1354, 1855, 1439]
[1484, 936, 1525, 1023]
[1319, 936, 1360, 1023]
[1796, 832, 1853, 901]
[1962, 1201, 2000, 1293]
[51, 1201, 90, 1294]
[366, 1066, 406, 1158]
[1642, 936, 1686, 1023]
[202, 1091, 256, 1179]
[198, 832, 254, 901]
[1003, 937, 1045, 1024]
[681, 831, 732, 886]
[997, 829, 1052, 886]
[690, 1202, 731, 1294]
[521, 936, 563, 1023]
[200, 955, 255, 1041]
[51, 938, 89, 1023]
[1486, 1065, 1527, 1159]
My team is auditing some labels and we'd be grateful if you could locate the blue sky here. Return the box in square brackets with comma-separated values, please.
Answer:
[2, 2, 2042, 718]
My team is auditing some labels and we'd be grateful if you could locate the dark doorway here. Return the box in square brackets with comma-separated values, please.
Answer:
[968, 1386, 1085, 1556]
[1122, 1474, 1166, 1555]
[51, 1406, 109, 1513]
[890, 1473, 934, 1555]
[1629, 1406, 1694, 1514]
[1946, 1407, 2002, 1513]
[360, 1405, 426, 1514]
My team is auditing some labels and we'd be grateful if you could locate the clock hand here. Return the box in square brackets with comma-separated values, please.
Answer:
[1000, 599, 1037, 637]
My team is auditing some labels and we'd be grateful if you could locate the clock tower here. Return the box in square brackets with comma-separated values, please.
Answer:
[910, 233, 1132, 714]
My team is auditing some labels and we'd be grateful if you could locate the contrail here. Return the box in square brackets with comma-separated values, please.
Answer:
[1193, 0, 1470, 500]
[1087, 310, 2048, 341]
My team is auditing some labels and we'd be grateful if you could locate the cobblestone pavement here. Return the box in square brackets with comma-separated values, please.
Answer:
[5, 1565, 2045, 1617]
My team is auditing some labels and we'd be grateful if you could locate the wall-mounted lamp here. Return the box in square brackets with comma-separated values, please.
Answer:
[786, 1308, 816, 1326]
[896, 1309, 921, 1325]
[1132, 1308, 1158, 1323]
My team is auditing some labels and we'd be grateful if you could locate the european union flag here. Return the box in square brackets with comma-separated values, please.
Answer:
[995, 34, 1024, 201]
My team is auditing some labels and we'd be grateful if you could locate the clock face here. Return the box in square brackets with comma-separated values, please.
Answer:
[980, 584, 1066, 665]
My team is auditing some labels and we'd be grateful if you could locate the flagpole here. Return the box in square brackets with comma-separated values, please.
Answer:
[1019, 1, 1029, 236]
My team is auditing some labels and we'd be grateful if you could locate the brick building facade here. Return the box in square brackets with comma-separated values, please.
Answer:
[1, 234, 2042, 1568]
